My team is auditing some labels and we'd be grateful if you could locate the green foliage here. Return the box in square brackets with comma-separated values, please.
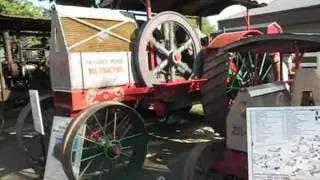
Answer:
[188, 17, 216, 36]
[0, 0, 48, 18]
[0, 0, 49, 47]
[190, 103, 204, 116]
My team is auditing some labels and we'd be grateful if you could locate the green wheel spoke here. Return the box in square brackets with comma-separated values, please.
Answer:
[79, 158, 95, 178]
[103, 108, 109, 132]
[72, 145, 98, 152]
[80, 152, 104, 162]
[121, 146, 132, 150]
[96, 156, 108, 178]
[76, 135, 101, 146]
[261, 64, 273, 81]
[247, 49, 254, 72]
[93, 114, 107, 137]
[113, 112, 117, 140]
[116, 115, 129, 131]
[119, 124, 132, 139]
[120, 132, 144, 142]
[120, 152, 131, 158]
[259, 53, 267, 76]
[85, 124, 92, 132]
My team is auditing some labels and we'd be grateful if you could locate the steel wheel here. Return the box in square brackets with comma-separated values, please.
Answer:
[184, 142, 226, 180]
[61, 102, 148, 180]
[16, 94, 54, 164]
[135, 11, 201, 87]
[227, 51, 273, 100]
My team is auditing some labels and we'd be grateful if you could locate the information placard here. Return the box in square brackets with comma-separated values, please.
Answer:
[44, 116, 85, 180]
[29, 90, 44, 135]
[247, 107, 320, 180]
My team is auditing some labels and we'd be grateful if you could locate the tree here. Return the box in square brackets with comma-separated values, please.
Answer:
[188, 17, 216, 36]
[0, 0, 48, 17]
[0, 0, 49, 46]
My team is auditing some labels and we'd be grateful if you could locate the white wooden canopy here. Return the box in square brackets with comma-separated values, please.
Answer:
[49, 5, 138, 91]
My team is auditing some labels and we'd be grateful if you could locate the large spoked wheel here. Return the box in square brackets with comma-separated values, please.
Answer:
[135, 11, 202, 87]
[61, 102, 148, 180]
[227, 51, 274, 100]
[16, 94, 54, 164]
[184, 141, 226, 180]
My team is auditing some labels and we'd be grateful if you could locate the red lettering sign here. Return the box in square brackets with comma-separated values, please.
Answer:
[88, 66, 124, 75]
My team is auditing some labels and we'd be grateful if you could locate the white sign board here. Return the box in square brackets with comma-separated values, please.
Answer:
[247, 107, 320, 180]
[29, 90, 44, 135]
[80, 52, 130, 88]
[44, 116, 85, 180]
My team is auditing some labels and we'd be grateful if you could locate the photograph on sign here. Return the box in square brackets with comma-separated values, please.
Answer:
[247, 106, 320, 180]
[29, 90, 45, 135]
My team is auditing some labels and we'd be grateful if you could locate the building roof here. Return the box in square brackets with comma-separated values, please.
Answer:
[0, 13, 50, 32]
[52, 0, 266, 16]
[221, 0, 320, 21]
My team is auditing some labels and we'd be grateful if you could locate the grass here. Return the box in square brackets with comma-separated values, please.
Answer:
[189, 103, 204, 116]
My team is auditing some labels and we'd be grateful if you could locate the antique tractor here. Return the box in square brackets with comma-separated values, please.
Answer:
[48, 4, 206, 180]
[15, 0, 270, 179]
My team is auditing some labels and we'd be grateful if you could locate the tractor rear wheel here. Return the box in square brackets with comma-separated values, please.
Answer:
[200, 53, 229, 137]
[184, 141, 226, 180]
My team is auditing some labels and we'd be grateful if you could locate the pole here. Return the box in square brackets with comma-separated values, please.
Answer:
[3, 32, 13, 72]
[40, 135, 47, 165]
[145, 0, 152, 19]
[145, 0, 156, 70]
[246, 8, 250, 31]
[0, 61, 5, 127]
[198, 16, 202, 31]
[280, 53, 283, 81]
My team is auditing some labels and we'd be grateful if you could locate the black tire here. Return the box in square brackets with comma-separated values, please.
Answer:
[134, 11, 201, 87]
[184, 141, 225, 180]
[200, 53, 229, 137]
[61, 101, 148, 180]
[16, 94, 54, 164]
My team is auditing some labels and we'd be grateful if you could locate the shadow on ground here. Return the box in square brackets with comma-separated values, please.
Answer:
[137, 111, 222, 180]
[0, 107, 42, 180]
[0, 108, 221, 180]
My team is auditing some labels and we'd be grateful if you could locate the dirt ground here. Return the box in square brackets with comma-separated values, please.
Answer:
[0, 107, 220, 180]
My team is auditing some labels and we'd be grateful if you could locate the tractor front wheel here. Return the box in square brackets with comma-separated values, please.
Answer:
[61, 101, 148, 180]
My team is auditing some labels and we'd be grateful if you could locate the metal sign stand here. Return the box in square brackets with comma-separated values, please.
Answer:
[29, 90, 46, 165]
[40, 135, 47, 165]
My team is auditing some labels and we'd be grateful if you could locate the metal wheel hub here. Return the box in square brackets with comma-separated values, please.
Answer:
[97, 136, 121, 159]
[169, 51, 181, 63]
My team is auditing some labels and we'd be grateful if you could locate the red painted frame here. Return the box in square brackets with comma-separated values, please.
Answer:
[53, 79, 206, 117]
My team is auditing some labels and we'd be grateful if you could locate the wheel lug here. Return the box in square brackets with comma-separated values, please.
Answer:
[112, 147, 121, 156]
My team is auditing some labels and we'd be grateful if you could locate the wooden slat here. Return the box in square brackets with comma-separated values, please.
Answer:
[60, 17, 136, 52]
